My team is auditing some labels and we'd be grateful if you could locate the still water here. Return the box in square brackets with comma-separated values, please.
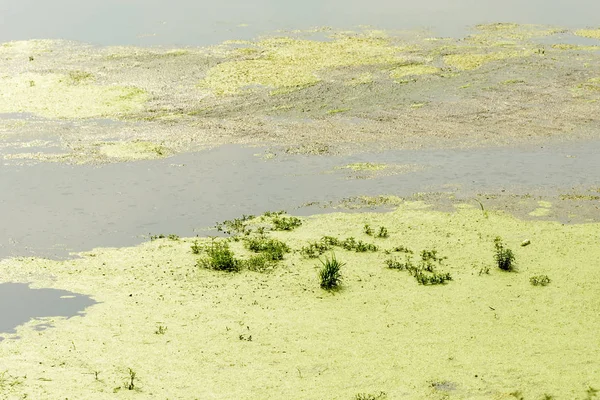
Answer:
[1, 0, 599, 46]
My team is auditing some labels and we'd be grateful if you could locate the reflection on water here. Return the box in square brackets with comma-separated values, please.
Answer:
[1, 0, 599, 46]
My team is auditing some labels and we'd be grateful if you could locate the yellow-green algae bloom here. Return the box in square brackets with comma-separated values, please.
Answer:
[1, 203, 599, 398]
[0, 72, 148, 119]
[199, 35, 407, 95]
[575, 28, 600, 39]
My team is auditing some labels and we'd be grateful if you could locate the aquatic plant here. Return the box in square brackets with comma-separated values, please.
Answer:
[494, 236, 516, 271]
[191, 240, 202, 254]
[318, 253, 344, 290]
[377, 226, 389, 238]
[386, 249, 452, 285]
[271, 215, 303, 231]
[127, 368, 136, 390]
[215, 214, 255, 236]
[155, 325, 167, 335]
[530, 275, 551, 286]
[300, 241, 332, 258]
[355, 392, 387, 400]
[242, 254, 274, 272]
[244, 237, 290, 261]
[197, 241, 240, 272]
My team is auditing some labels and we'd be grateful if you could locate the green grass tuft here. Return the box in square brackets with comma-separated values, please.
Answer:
[318, 253, 344, 290]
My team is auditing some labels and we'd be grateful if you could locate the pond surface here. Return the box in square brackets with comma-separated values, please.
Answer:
[1, 0, 599, 46]
[0, 283, 97, 341]
[1, 140, 599, 260]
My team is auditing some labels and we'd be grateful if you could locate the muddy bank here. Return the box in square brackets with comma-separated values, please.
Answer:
[1, 23, 599, 164]
[1, 203, 599, 398]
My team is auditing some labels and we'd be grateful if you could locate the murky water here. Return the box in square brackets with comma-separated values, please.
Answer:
[0, 283, 96, 340]
[1, 140, 599, 261]
[1, 0, 599, 46]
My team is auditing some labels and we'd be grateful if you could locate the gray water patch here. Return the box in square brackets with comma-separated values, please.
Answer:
[1, 0, 600, 46]
[1, 140, 600, 260]
[0, 283, 97, 341]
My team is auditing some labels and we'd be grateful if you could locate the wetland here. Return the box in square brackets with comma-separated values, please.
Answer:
[1, 6, 599, 399]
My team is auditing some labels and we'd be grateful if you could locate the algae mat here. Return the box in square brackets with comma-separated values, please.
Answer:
[1, 23, 600, 163]
[1, 203, 599, 399]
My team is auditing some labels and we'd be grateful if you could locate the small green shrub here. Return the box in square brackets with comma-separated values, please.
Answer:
[385, 256, 413, 271]
[341, 237, 378, 252]
[244, 237, 290, 261]
[530, 275, 551, 286]
[494, 237, 516, 271]
[191, 240, 202, 254]
[414, 271, 452, 285]
[321, 236, 341, 246]
[377, 226, 389, 238]
[197, 241, 240, 272]
[300, 240, 332, 258]
[319, 254, 344, 290]
[364, 224, 374, 236]
[272, 215, 303, 231]
[243, 254, 273, 272]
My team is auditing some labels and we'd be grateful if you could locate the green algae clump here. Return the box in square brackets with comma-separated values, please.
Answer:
[199, 35, 405, 95]
[0, 72, 148, 119]
[574, 28, 600, 39]
[390, 64, 439, 81]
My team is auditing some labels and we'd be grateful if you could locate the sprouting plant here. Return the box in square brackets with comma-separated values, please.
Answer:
[191, 240, 202, 254]
[167, 234, 180, 241]
[197, 240, 240, 272]
[385, 256, 413, 271]
[341, 237, 378, 252]
[243, 254, 273, 272]
[215, 214, 255, 235]
[271, 215, 302, 231]
[530, 275, 551, 286]
[391, 245, 413, 254]
[127, 368, 136, 390]
[355, 392, 387, 400]
[364, 224, 374, 236]
[319, 253, 344, 290]
[494, 236, 516, 271]
[155, 325, 167, 335]
[149, 234, 165, 241]
[244, 237, 290, 261]
[377, 226, 389, 238]
[300, 241, 332, 258]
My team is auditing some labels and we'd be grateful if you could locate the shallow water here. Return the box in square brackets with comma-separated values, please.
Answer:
[0, 283, 96, 340]
[1, 0, 599, 46]
[1, 140, 599, 260]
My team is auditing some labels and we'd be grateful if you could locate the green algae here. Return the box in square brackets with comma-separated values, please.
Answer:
[198, 35, 406, 95]
[574, 28, 600, 39]
[389, 64, 439, 81]
[443, 51, 523, 70]
[0, 72, 148, 119]
[1, 204, 599, 398]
